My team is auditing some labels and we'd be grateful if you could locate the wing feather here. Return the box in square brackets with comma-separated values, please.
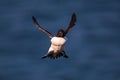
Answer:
[32, 16, 54, 38]
[64, 13, 76, 36]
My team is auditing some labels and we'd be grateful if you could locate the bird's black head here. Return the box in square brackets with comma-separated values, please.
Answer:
[56, 29, 65, 37]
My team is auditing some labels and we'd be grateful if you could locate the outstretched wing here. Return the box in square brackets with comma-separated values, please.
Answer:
[32, 16, 54, 38]
[64, 13, 76, 37]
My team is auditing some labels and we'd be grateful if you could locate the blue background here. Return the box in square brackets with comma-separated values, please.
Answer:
[0, 0, 120, 80]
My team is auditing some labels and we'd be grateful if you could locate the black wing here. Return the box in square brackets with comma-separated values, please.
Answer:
[64, 13, 76, 37]
[32, 16, 54, 38]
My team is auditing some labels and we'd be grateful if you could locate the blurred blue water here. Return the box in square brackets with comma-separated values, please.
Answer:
[0, 0, 120, 80]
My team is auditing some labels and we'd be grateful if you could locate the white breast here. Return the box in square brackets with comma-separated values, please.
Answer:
[48, 37, 67, 52]
[51, 37, 67, 46]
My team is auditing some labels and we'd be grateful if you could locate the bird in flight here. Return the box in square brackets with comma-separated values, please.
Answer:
[32, 13, 76, 59]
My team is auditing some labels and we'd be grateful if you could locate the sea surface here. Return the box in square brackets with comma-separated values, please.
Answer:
[0, 0, 120, 80]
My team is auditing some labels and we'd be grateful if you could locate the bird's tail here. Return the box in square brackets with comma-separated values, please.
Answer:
[41, 50, 68, 59]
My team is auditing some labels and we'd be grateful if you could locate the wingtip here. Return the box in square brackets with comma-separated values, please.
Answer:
[72, 12, 77, 23]
[32, 16, 38, 24]
[32, 16, 36, 21]
[72, 13, 76, 17]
